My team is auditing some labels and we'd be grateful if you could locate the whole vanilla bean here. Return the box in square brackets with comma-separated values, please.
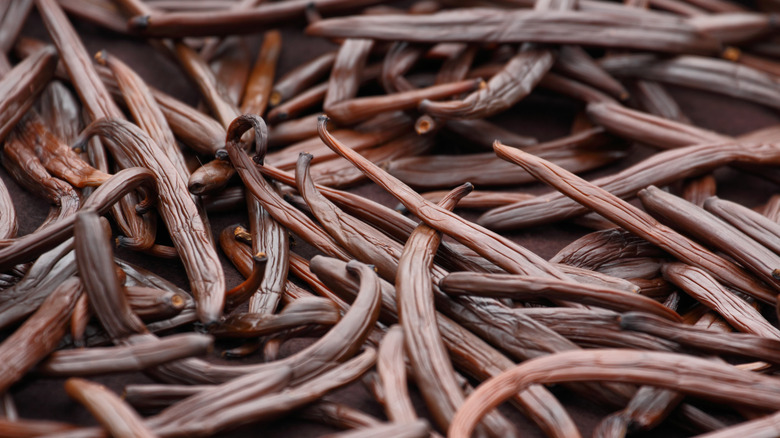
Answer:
[479, 138, 780, 229]
[492, 141, 778, 303]
[306, 9, 721, 53]
[78, 119, 224, 324]
[397, 183, 519, 437]
[639, 185, 780, 291]
[39, 333, 212, 376]
[440, 272, 680, 320]
[375, 325, 417, 424]
[0, 276, 82, 393]
[64, 378, 155, 438]
[449, 349, 780, 438]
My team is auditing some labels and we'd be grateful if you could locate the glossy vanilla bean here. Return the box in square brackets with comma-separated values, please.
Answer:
[704, 196, 780, 255]
[211, 297, 340, 338]
[0, 46, 57, 143]
[395, 183, 520, 438]
[0, 276, 82, 393]
[324, 38, 374, 111]
[309, 256, 586, 438]
[639, 185, 780, 292]
[78, 119, 225, 324]
[307, 9, 721, 54]
[449, 349, 780, 438]
[441, 272, 680, 320]
[479, 140, 780, 230]
[493, 142, 778, 303]
[64, 378, 155, 438]
[240, 29, 281, 116]
[38, 333, 213, 376]
[317, 116, 573, 280]
[271, 51, 337, 106]
[221, 114, 351, 261]
[0, 167, 157, 272]
[375, 325, 417, 424]
[662, 263, 780, 339]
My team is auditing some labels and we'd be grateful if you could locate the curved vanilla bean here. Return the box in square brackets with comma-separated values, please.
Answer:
[2, 127, 80, 227]
[270, 51, 337, 106]
[450, 349, 780, 438]
[0, 46, 57, 143]
[662, 263, 780, 339]
[211, 297, 340, 338]
[694, 409, 780, 438]
[375, 325, 417, 424]
[98, 51, 189, 180]
[224, 252, 267, 308]
[78, 119, 225, 324]
[396, 183, 519, 438]
[64, 378, 155, 438]
[0, 276, 82, 393]
[221, 114, 351, 261]
[479, 140, 780, 230]
[316, 116, 571, 280]
[704, 196, 780, 254]
[0, 168, 155, 276]
[639, 185, 780, 291]
[153, 348, 376, 437]
[420, 47, 552, 119]
[493, 141, 778, 303]
[310, 256, 585, 438]
[386, 147, 625, 189]
[38, 333, 213, 376]
[306, 9, 720, 54]
[240, 29, 281, 116]
[441, 272, 680, 321]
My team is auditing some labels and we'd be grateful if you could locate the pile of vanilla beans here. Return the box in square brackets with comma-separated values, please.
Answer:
[2, 0, 780, 436]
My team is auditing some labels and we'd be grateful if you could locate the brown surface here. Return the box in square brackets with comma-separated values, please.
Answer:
[5, 3, 780, 437]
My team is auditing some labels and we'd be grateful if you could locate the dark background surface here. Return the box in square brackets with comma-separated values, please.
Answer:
[5, 2, 780, 436]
